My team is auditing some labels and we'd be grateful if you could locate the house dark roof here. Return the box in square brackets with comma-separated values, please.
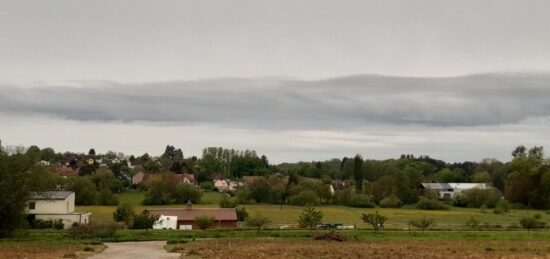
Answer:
[148, 208, 237, 221]
[31, 191, 73, 200]
[420, 183, 453, 191]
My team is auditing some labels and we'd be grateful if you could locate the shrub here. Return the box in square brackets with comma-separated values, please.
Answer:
[53, 220, 64, 230]
[98, 190, 119, 206]
[289, 190, 320, 206]
[194, 216, 215, 230]
[31, 219, 53, 229]
[409, 217, 436, 232]
[496, 199, 511, 213]
[113, 203, 135, 224]
[298, 205, 323, 230]
[379, 194, 402, 208]
[199, 181, 215, 191]
[519, 216, 546, 231]
[461, 188, 502, 208]
[245, 213, 271, 232]
[360, 211, 388, 231]
[313, 231, 348, 242]
[465, 217, 479, 228]
[68, 223, 117, 239]
[219, 196, 238, 208]
[130, 210, 159, 229]
[415, 198, 449, 210]
[347, 194, 376, 208]
[236, 207, 249, 221]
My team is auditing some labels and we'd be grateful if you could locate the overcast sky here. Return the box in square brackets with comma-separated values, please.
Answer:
[1, 0, 550, 163]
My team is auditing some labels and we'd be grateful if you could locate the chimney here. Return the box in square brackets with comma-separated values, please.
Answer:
[186, 199, 193, 210]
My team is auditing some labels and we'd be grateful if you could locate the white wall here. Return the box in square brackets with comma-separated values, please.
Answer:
[28, 193, 76, 214]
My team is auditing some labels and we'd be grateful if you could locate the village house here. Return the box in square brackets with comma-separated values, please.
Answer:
[148, 202, 237, 230]
[419, 182, 489, 199]
[27, 191, 91, 229]
[213, 178, 239, 192]
[329, 180, 352, 195]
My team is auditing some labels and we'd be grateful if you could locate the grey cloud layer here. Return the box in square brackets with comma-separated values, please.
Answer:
[1, 73, 549, 129]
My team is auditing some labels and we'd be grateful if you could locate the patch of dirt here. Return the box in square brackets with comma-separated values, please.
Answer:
[171, 239, 550, 258]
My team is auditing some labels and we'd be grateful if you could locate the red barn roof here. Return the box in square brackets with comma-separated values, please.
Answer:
[148, 208, 237, 221]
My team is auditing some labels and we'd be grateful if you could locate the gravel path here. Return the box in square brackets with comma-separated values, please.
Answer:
[89, 241, 180, 259]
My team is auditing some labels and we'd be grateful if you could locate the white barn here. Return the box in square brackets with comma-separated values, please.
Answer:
[152, 215, 178, 230]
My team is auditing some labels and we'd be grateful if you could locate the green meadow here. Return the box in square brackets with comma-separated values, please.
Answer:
[77, 191, 550, 229]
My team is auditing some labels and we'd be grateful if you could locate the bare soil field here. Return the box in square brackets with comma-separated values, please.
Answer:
[169, 239, 550, 259]
[0, 242, 102, 259]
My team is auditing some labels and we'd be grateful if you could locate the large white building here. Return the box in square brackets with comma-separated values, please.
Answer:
[420, 183, 489, 199]
[27, 191, 91, 229]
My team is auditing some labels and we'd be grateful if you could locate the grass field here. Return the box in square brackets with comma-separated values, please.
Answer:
[77, 191, 550, 229]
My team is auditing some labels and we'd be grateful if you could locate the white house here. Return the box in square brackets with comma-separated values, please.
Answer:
[152, 215, 178, 230]
[420, 183, 489, 199]
[213, 178, 239, 192]
[27, 191, 91, 229]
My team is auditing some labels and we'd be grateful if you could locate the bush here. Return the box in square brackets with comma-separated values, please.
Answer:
[496, 200, 511, 213]
[314, 231, 348, 242]
[129, 210, 159, 229]
[98, 190, 119, 206]
[199, 181, 215, 191]
[68, 223, 117, 239]
[194, 216, 215, 230]
[415, 198, 449, 210]
[113, 203, 134, 224]
[347, 194, 376, 208]
[298, 205, 324, 230]
[361, 211, 387, 231]
[53, 220, 64, 230]
[289, 190, 320, 206]
[409, 217, 436, 232]
[519, 216, 546, 231]
[465, 217, 479, 228]
[219, 196, 238, 208]
[379, 194, 402, 208]
[236, 207, 249, 221]
[461, 188, 502, 208]
[30, 219, 53, 229]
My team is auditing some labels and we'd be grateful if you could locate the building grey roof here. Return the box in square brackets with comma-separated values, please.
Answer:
[31, 191, 73, 200]
[420, 183, 453, 191]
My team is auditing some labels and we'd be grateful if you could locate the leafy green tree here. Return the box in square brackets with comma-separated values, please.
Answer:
[379, 194, 402, 208]
[142, 178, 175, 205]
[361, 211, 388, 231]
[353, 155, 364, 192]
[174, 183, 203, 204]
[471, 171, 491, 183]
[113, 203, 135, 224]
[298, 205, 324, 230]
[67, 176, 99, 205]
[245, 213, 271, 233]
[0, 154, 56, 237]
[219, 196, 238, 208]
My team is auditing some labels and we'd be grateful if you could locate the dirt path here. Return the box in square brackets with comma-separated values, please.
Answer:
[88, 241, 180, 259]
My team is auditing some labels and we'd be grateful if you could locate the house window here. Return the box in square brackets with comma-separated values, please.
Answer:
[29, 202, 36, 210]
